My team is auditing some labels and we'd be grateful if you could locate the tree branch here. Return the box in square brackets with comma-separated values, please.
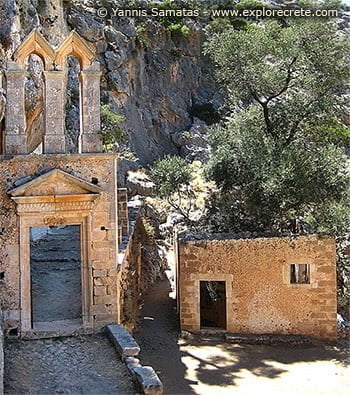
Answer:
[265, 56, 297, 103]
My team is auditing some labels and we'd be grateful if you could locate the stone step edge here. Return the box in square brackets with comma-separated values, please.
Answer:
[225, 333, 314, 345]
[107, 324, 163, 395]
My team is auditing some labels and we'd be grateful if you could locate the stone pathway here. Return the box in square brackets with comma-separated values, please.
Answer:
[135, 278, 350, 395]
[4, 333, 137, 394]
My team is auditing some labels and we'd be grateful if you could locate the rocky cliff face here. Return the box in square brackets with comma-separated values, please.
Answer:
[0, 0, 220, 164]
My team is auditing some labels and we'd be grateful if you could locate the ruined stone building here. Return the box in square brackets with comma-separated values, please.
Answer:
[177, 234, 337, 340]
[0, 29, 131, 337]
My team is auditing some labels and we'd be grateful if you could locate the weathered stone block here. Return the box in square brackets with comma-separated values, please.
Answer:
[94, 286, 107, 296]
[93, 269, 107, 277]
[107, 324, 140, 357]
[43, 135, 66, 154]
[94, 295, 115, 305]
[132, 366, 163, 395]
[81, 134, 103, 153]
[5, 135, 27, 155]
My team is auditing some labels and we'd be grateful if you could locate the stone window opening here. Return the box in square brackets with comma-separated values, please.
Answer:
[290, 263, 310, 284]
[24, 53, 45, 154]
[8, 328, 19, 337]
[200, 280, 227, 330]
[65, 55, 81, 153]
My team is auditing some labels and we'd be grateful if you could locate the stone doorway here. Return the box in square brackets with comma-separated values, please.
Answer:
[200, 281, 227, 330]
[30, 225, 82, 327]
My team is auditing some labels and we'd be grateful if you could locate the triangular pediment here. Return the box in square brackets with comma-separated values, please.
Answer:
[14, 29, 55, 70]
[9, 169, 102, 197]
[55, 31, 95, 69]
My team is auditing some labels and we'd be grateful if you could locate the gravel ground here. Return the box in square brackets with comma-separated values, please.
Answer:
[4, 333, 137, 395]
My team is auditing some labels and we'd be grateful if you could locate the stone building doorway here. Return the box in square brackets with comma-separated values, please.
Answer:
[30, 225, 82, 326]
[200, 281, 227, 330]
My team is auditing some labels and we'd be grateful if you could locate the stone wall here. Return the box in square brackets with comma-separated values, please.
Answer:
[0, 153, 119, 334]
[118, 214, 143, 331]
[178, 234, 337, 340]
[117, 188, 129, 245]
[0, 307, 3, 394]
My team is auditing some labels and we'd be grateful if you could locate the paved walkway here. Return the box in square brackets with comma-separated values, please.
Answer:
[135, 278, 350, 395]
[4, 333, 137, 394]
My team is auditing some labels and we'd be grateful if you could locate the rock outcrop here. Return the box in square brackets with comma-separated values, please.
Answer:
[0, 0, 221, 164]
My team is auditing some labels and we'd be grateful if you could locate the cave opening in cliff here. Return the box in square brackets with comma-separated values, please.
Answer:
[200, 281, 227, 330]
[65, 55, 81, 153]
[30, 225, 82, 327]
[24, 54, 45, 154]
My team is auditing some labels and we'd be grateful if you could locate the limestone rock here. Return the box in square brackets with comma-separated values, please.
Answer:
[126, 170, 155, 198]
[67, 12, 104, 42]
[172, 117, 210, 162]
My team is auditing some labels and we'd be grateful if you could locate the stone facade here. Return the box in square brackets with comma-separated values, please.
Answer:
[118, 213, 143, 331]
[0, 29, 124, 337]
[0, 308, 3, 394]
[178, 234, 337, 340]
[2, 29, 101, 156]
[117, 188, 129, 245]
[0, 154, 120, 334]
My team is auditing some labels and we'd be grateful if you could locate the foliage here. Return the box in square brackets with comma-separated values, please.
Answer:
[235, 0, 265, 9]
[336, 235, 350, 319]
[299, 0, 343, 8]
[136, 23, 151, 46]
[100, 104, 126, 152]
[167, 23, 191, 37]
[206, 0, 266, 32]
[204, 19, 350, 235]
[205, 110, 350, 233]
[204, 20, 350, 146]
[150, 155, 194, 223]
[150, 0, 191, 37]
[150, 155, 192, 199]
[205, 17, 234, 33]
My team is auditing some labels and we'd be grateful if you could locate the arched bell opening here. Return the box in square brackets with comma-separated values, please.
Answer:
[24, 53, 45, 154]
[65, 55, 81, 154]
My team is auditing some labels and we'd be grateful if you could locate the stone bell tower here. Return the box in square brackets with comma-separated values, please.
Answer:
[0, 29, 121, 337]
[4, 29, 102, 155]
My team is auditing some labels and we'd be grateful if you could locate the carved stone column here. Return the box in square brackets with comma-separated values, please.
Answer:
[43, 70, 66, 154]
[79, 62, 102, 153]
[5, 61, 27, 155]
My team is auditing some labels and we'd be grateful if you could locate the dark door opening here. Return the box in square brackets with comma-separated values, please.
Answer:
[200, 281, 226, 329]
[30, 225, 82, 325]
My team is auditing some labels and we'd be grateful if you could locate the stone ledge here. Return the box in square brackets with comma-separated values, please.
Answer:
[107, 324, 163, 394]
[225, 333, 315, 345]
[132, 366, 163, 395]
[107, 324, 140, 357]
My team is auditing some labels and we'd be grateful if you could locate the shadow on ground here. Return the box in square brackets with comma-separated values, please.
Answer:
[135, 277, 349, 394]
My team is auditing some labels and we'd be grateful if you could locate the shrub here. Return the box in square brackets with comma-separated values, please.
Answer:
[100, 104, 126, 151]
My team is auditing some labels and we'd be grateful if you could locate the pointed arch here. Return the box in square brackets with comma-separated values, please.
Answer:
[55, 31, 95, 70]
[14, 29, 55, 71]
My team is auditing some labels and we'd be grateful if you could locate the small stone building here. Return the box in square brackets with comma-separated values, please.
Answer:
[177, 234, 337, 340]
[0, 30, 127, 336]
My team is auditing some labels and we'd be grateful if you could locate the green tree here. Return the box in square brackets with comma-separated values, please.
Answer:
[203, 19, 350, 234]
[150, 155, 194, 223]
[100, 104, 125, 152]
[204, 20, 350, 147]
